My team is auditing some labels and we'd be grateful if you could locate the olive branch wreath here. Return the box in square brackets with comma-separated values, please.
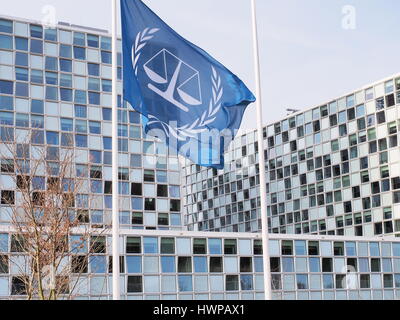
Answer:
[132, 28, 223, 141]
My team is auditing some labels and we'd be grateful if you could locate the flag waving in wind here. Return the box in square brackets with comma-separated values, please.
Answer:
[121, 0, 255, 169]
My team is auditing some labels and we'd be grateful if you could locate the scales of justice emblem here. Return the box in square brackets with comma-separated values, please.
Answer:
[143, 49, 203, 112]
[131, 28, 223, 140]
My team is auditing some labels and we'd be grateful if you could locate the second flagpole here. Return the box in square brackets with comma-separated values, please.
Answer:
[250, 0, 273, 300]
[111, 0, 121, 300]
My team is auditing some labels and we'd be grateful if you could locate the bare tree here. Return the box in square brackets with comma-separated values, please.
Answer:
[0, 132, 107, 300]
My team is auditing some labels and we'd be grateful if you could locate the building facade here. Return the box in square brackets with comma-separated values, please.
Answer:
[183, 74, 400, 237]
[0, 15, 184, 231]
[2, 229, 400, 300]
[1, 14, 400, 301]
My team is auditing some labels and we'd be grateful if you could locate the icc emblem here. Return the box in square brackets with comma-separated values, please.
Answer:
[144, 49, 202, 112]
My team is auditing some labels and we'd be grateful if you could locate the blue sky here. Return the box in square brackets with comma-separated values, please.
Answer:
[3, 0, 400, 130]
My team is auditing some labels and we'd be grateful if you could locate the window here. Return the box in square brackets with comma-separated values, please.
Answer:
[178, 257, 192, 273]
[241, 275, 253, 291]
[334, 242, 344, 256]
[161, 256, 175, 273]
[157, 185, 168, 197]
[158, 213, 168, 226]
[143, 237, 158, 254]
[30, 39, 43, 54]
[127, 276, 142, 293]
[45, 56, 57, 71]
[226, 275, 239, 291]
[132, 212, 143, 225]
[131, 183, 142, 196]
[73, 46, 86, 60]
[224, 239, 237, 254]
[0, 19, 12, 33]
[60, 59, 72, 72]
[160, 238, 174, 254]
[126, 256, 141, 274]
[308, 241, 319, 255]
[1, 190, 14, 205]
[88, 63, 100, 76]
[282, 241, 293, 255]
[0, 35, 13, 50]
[178, 275, 193, 292]
[296, 274, 308, 289]
[209, 239, 222, 254]
[61, 118, 73, 132]
[90, 237, 106, 254]
[87, 34, 99, 48]
[240, 257, 252, 272]
[71, 256, 88, 273]
[193, 239, 207, 255]
[11, 277, 27, 296]
[207, 257, 222, 273]
[193, 257, 207, 273]
[145, 198, 156, 211]
[144, 170, 155, 182]
[89, 121, 101, 134]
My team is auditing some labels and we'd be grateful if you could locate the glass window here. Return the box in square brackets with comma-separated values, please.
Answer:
[193, 239, 207, 255]
[127, 276, 142, 293]
[15, 37, 28, 51]
[45, 28, 57, 41]
[226, 275, 239, 291]
[143, 237, 158, 254]
[240, 275, 253, 291]
[75, 105, 87, 118]
[282, 257, 294, 272]
[0, 80, 13, 95]
[158, 256, 175, 274]
[160, 238, 174, 254]
[296, 274, 308, 289]
[101, 36, 111, 50]
[209, 239, 222, 254]
[45, 56, 57, 71]
[60, 88, 73, 102]
[88, 63, 100, 76]
[60, 73, 72, 87]
[370, 242, 380, 256]
[30, 39, 43, 54]
[323, 275, 334, 289]
[178, 275, 192, 292]
[73, 46, 86, 60]
[224, 239, 237, 254]
[210, 257, 223, 273]
[295, 240, 307, 256]
[87, 34, 99, 48]
[0, 19, 12, 33]
[282, 241, 293, 255]
[309, 258, 320, 272]
[126, 256, 141, 273]
[73, 32, 85, 46]
[0, 35, 13, 50]
[88, 92, 100, 105]
[178, 257, 192, 273]
[346, 242, 357, 256]
[101, 51, 111, 64]
[60, 44, 72, 58]
[75, 134, 87, 148]
[193, 257, 207, 273]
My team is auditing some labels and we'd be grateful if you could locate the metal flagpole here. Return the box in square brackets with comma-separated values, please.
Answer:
[111, 0, 121, 300]
[250, 0, 272, 300]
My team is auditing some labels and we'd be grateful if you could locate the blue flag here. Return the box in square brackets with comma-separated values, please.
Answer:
[121, 0, 255, 169]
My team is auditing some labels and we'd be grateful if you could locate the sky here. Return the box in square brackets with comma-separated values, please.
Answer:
[3, 0, 400, 131]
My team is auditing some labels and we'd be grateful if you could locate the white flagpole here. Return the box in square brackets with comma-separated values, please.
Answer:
[111, 0, 121, 300]
[250, 0, 272, 300]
